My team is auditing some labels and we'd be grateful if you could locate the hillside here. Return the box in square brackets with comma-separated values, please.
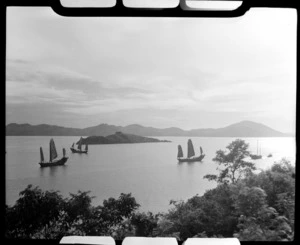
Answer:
[6, 121, 292, 137]
[77, 132, 171, 145]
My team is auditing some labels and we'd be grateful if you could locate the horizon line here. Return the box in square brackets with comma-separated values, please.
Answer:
[6, 120, 295, 135]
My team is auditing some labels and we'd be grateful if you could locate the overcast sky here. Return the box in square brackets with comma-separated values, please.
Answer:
[6, 7, 296, 133]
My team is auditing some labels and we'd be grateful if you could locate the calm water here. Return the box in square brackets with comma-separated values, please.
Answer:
[5, 136, 295, 213]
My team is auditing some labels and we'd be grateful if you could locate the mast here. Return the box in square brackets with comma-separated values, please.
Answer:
[257, 140, 258, 155]
[63, 148, 66, 157]
[177, 145, 183, 158]
[187, 139, 195, 158]
[40, 147, 44, 162]
[200, 146, 203, 156]
[49, 139, 58, 162]
[72, 143, 74, 148]
[85, 144, 88, 151]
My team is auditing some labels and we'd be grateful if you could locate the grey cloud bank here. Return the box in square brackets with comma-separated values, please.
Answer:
[5, 7, 296, 133]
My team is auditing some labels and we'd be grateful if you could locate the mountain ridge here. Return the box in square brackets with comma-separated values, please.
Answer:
[6, 121, 293, 137]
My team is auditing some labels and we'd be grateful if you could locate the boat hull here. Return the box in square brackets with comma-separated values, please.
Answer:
[250, 154, 262, 160]
[39, 157, 68, 168]
[70, 148, 88, 154]
[178, 154, 205, 162]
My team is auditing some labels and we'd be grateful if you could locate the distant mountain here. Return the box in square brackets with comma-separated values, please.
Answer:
[77, 132, 171, 145]
[6, 120, 292, 137]
[188, 121, 290, 137]
[5, 123, 82, 136]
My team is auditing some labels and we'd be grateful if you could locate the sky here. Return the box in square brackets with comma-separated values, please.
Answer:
[6, 7, 296, 133]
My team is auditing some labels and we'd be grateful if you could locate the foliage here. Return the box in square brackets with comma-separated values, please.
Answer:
[5, 146, 295, 242]
[235, 186, 267, 217]
[65, 191, 94, 222]
[131, 212, 160, 236]
[155, 191, 236, 240]
[155, 154, 294, 241]
[5, 186, 139, 239]
[5, 185, 64, 239]
[241, 158, 295, 233]
[85, 193, 140, 236]
[204, 139, 256, 184]
[234, 207, 293, 241]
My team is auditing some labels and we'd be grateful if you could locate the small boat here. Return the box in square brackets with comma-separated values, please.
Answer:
[177, 139, 205, 162]
[39, 139, 68, 167]
[250, 140, 262, 160]
[250, 154, 262, 160]
[70, 137, 88, 154]
[267, 153, 273, 158]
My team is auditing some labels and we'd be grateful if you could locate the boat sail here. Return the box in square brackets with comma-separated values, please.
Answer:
[78, 138, 82, 151]
[177, 145, 184, 159]
[187, 139, 195, 158]
[50, 138, 58, 162]
[40, 147, 44, 163]
[177, 139, 205, 162]
[39, 138, 68, 167]
[70, 137, 88, 154]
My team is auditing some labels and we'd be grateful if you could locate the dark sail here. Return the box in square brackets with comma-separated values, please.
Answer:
[78, 137, 82, 151]
[40, 147, 44, 162]
[187, 139, 195, 158]
[200, 146, 203, 155]
[49, 138, 58, 162]
[177, 145, 183, 158]
[63, 148, 66, 157]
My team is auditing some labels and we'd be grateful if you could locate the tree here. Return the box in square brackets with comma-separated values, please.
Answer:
[204, 139, 256, 184]
[235, 207, 293, 241]
[233, 176, 294, 241]
[156, 194, 234, 240]
[235, 186, 267, 217]
[5, 185, 64, 238]
[5, 186, 140, 239]
[69, 192, 140, 236]
[131, 212, 160, 236]
[64, 190, 94, 222]
[201, 185, 239, 236]
[241, 158, 295, 230]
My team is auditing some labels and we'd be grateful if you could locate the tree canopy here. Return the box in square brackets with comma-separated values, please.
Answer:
[5, 186, 139, 239]
[204, 139, 256, 184]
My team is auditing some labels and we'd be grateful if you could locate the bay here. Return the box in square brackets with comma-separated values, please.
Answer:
[5, 136, 295, 213]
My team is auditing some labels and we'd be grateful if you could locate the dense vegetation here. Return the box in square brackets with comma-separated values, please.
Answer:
[5, 139, 295, 241]
[78, 132, 170, 145]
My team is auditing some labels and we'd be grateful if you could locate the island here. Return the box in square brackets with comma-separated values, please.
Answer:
[76, 132, 171, 145]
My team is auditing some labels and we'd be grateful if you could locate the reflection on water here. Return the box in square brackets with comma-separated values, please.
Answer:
[49, 165, 67, 177]
[39, 164, 68, 177]
[39, 166, 46, 177]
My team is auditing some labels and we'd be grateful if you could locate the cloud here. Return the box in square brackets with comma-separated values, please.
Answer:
[6, 57, 296, 132]
[5, 8, 296, 132]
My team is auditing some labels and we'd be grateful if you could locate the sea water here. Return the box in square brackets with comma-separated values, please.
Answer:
[5, 136, 295, 213]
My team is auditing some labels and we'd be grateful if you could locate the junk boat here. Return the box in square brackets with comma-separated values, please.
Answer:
[39, 139, 68, 167]
[70, 137, 88, 154]
[177, 139, 205, 162]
